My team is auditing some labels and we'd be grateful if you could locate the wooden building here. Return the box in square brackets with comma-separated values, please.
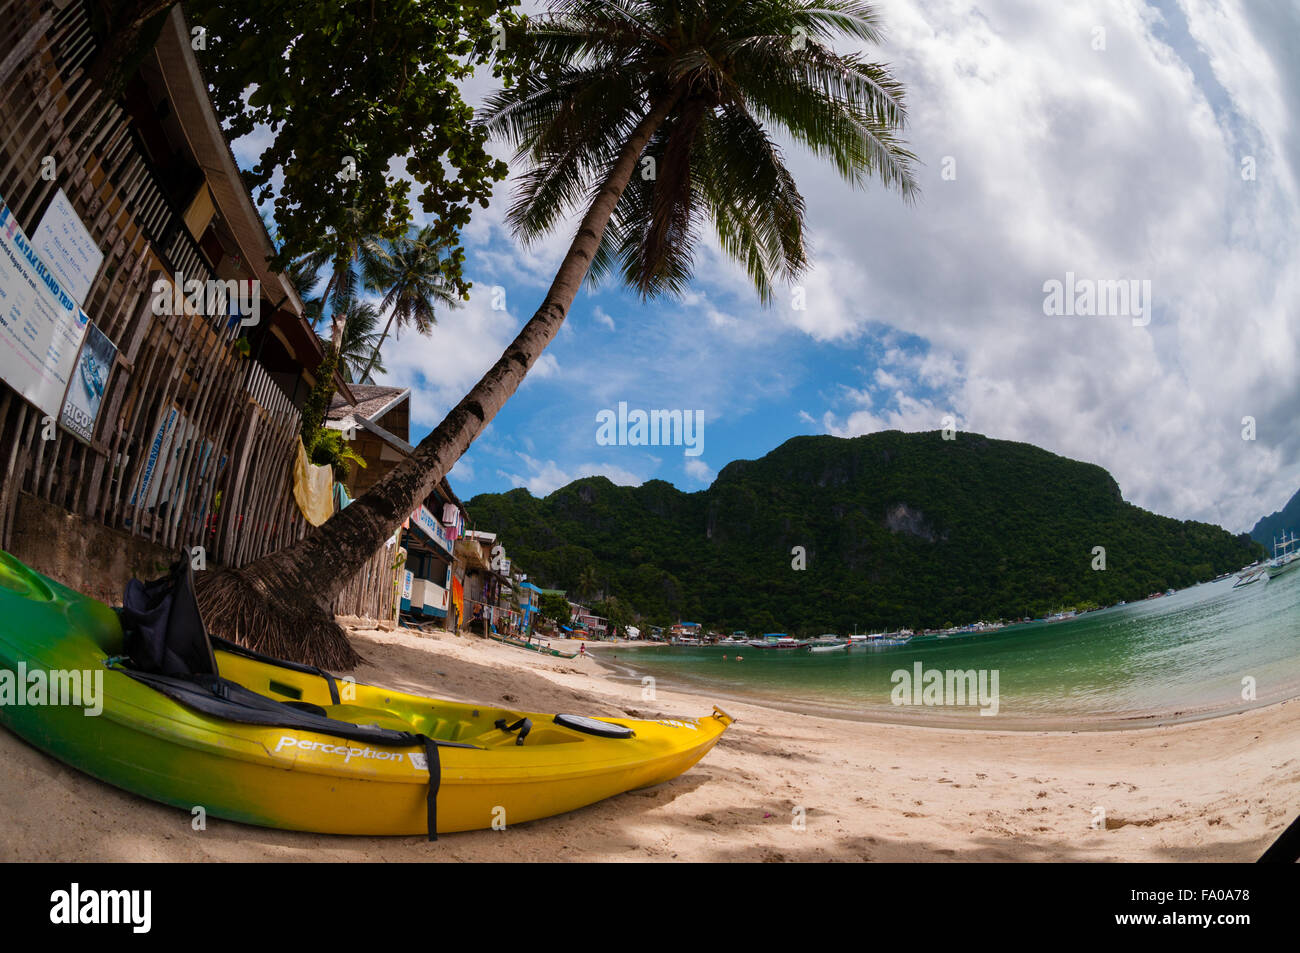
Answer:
[0, 2, 398, 619]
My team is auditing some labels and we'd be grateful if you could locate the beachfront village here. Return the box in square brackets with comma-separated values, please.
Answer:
[0, 4, 621, 654]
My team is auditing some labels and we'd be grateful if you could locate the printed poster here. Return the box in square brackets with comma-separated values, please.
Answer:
[60, 323, 116, 443]
[0, 197, 91, 417]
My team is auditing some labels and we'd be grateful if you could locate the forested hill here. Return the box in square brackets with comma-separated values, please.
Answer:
[1251, 486, 1300, 549]
[467, 431, 1264, 634]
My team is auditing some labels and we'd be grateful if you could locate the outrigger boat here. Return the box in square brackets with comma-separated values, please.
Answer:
[1233, 564, 1267, 588]
[1267, 533, 1299, 580]
[485, 632, 577, 659]
[0, 553, 732, 837]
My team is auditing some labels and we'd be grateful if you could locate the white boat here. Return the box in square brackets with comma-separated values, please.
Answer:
[862, 631, 913, 647]
[1234, 564, 1266, 588]
[808, 643, 847, 654]
[1267, 533, 1299, 579]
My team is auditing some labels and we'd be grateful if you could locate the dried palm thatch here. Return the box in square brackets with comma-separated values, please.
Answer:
[195, 566, 362, 670]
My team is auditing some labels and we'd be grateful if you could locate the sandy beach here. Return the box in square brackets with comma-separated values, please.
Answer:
[1, 626, 1295, 862]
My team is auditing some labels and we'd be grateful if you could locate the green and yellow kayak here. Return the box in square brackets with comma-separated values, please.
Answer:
[0, 552, 731, 835]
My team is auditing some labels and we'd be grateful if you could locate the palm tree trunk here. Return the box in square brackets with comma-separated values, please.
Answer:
[197, 92, 682, 668]
[357, 308, 399, 384]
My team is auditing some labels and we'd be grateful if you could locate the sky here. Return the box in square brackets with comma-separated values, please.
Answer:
[236, 0, 1299, 534]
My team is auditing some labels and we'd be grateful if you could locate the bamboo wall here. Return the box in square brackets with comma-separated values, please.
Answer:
[0, 0, 399, 621]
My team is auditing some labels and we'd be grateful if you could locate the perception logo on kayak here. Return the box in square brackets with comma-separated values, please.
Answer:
[274, 735, 417, 766]
[49, 883, 150, 933]
[0, 664, 102, 716]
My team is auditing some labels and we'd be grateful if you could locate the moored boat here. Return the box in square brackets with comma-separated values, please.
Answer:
[807, 642, 847, 654]
[1267, 533, 1299, 580]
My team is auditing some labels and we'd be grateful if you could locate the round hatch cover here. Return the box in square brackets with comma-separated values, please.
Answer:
[554, 714, 635, 738]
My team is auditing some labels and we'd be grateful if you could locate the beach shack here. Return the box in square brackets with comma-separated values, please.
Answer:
[519, 581, 543, 634]
[0, 4, 404, 613]
[399, 480, 466, 625]
[325, 385, 412, 498]
[670, 622, 703, 642]
[573, 608, 609, 640]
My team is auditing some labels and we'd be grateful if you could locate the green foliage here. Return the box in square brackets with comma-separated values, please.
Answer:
[305, 428, 367, 482]
[468, 432, 1266, 633]
[538, 591, 571, 626]
[591, 596, 632, 630]
[479, 0, 917, 303]
[333, 302, 388, 384]
[187, 0, 530, 276]
[299, 343, 340, 444]
[1250, 486, 1300, 547]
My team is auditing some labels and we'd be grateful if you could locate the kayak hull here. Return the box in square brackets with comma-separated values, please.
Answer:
[0, 553, 731, 835]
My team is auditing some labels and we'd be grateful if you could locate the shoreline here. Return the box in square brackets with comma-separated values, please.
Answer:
[1, 623, 1295, 861]
[585, 643, 1300, 734]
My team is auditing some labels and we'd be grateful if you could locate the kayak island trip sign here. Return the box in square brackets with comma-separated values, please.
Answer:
[0, 189, 108, 439]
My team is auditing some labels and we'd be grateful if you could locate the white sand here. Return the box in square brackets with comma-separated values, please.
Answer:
[1, 625, 1295, 861]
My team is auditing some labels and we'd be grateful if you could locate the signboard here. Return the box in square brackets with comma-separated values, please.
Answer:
[411, 505, 455, 556]
[60, 323, 116, 443]
[402, 570, 413, 602]
[33, 189, 104, 304]
[0, 198, 91, 417]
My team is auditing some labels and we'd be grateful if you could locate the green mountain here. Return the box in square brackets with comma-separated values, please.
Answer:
[468, 432, 1264, 634]
[1250, 486, 1300, 550]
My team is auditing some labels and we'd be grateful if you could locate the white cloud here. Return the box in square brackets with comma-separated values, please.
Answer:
[593, 306, 616, 330]
[760, 0, 1300, 531]
[684, 458, 715, 483]
[497, 453, 644, 497]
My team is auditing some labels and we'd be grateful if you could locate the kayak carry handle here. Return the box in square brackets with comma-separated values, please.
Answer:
[712, 706, 734, 726]
[495, 717, 533, 745]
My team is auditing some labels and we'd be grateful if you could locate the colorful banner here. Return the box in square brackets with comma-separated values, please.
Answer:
[60, 322, 116, 443]
[0, 198, 91, 417]
[451, 577, 464, 622]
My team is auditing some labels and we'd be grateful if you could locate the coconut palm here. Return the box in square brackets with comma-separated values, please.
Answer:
[333, 302, 389, 384]
[294, 207, 389, 346]
[578, 566, 600, 602]
[341, 312, 385, 385]
[198, 0, 918, 668]
[356, 225, 462, 383]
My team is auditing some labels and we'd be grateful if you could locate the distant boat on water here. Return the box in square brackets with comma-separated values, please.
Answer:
[857, 630, 913, 648]
[807, 643, 847, 654]
[748, 634, 805, 649]
[1267, 533, 1299, 580]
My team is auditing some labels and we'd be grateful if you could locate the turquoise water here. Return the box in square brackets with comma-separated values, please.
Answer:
[601, 572, 1300, 728]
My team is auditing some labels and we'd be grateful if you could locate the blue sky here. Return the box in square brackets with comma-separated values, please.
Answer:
[236, 0, 1300, 533]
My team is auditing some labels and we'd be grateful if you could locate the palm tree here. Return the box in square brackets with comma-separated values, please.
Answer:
[578, 566, 600, 603]
[357, 225, 462, 383]
[198, 0, 917, 668]
[295, 207, 389, 347]
[333, 302, 389, 384]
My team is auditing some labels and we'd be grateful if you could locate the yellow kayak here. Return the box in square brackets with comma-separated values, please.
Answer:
[0, 552, 733, 836]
